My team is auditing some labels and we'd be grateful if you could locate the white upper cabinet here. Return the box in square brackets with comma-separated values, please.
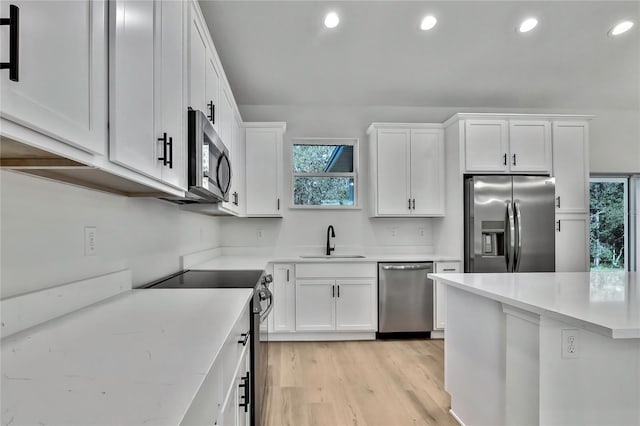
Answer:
[109, 0, 186, 189]
[509, 120, 552, 173]
[369, 124, 444, 217]
[463, 118, 552, 174]
[0, 0, 107, 154]
[464, 120, 509, 172]
[245, 123, 285, 217]
[552, 121, 590, 214]
[219, 85, 233, 147]
[188, 2, 207, 113]
[204, 51, 220, 132]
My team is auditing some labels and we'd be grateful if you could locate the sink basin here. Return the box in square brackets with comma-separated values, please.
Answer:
[299, 255, 367, 259]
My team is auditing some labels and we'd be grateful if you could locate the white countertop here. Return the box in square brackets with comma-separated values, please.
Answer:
[429, 272, 640, 339]
[1, 288, 253, 426]
[191, 254, 460, 271]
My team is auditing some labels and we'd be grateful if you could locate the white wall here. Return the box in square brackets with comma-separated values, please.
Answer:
[221, 104, 639, 254]
[0, 170, 221, 298]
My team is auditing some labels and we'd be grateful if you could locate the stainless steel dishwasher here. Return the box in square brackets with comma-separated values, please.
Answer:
[378, 262, 434, 335]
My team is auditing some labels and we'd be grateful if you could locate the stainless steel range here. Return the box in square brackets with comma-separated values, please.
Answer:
[143, 269, 273, 426]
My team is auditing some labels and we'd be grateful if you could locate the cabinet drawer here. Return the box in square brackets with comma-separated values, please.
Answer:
[220, 301, 251, 394]
[296, 263, 376, 278]
[435, 262, 461, 273]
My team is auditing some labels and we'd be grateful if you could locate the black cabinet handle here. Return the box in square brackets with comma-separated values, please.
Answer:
[412, 199, 416, 210]
[233, 191, 238, 206]
[0, 5, 19, 81]
[286, 269, 290, 282]
[337, 285, 340, 298]
[512, 154, 517, 166]
[158, 133, 168, 166]
[556, 220, 561, 232]
[277, 198, 280, 210]
[208, 101, 215, 123]
[332, 285, 335, 298]
[238, 332, 249, 346]
[503, 153, 507, 166]
[556, 196, 561, 208]
[167, 136, 173, 169]
[408, 199, 411, 210]
[238, 372, 250, 412]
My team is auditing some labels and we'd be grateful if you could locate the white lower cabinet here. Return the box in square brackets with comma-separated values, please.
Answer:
[335, 280, 376, 331]
[218, 344, 250, 426]
[555, 214, 590, 272]
[295, 279, 335, 331]
[433, 262, 461, 331]
[272, 264, 295, 332]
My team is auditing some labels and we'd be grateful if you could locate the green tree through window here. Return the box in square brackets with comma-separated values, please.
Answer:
[590, 178, 628, 271]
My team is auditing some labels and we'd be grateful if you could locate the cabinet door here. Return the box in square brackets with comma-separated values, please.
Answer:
[205, 52, 220, 133]
[335, 280, 376, 331]
[464, 120, 509, 172]
[156, 0, 186, 190]
[553, 121, 589, 214]
[0, 0, 107, 154]
[434, 262, 460, 330]
[219, 85, 233, 146]
[509, 120, 552, 173]
[555, 214, 589, 272]
[188, 2, 206, 112]
[295, 279, 335, 331]
[272, 264, 295, 332]
[109, 0, 159, 179]
[410, 129, 444, 216]
[376, 128, 411, 215]
[233, 116, 245, 215]
[245, 127, 283, 217]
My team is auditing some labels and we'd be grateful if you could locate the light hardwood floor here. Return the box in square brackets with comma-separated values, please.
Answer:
[263, 339, 458, 426]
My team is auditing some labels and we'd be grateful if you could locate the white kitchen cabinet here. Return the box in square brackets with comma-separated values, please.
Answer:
[553, 121, 590, 214]
[368, 124, 444, 217]
[109, 0, 186, 189]
[555, 214, 590, 272]
[294, 263, 377, 334]
[509, 120, 552, 173]
[433, 261, 461, 331]
[272, 264, 295, 332]
[219, 85, 233, 147]
[218, 344, 250, 426]
[462, 118, 552, 174]
[205, 51, 220, 132]
[0, 0, 107, 155]
[188, 0, 206, 113]
[464, 119, 509, 172]
[245, 123, 286, 217]
[335, 279, 376, 331]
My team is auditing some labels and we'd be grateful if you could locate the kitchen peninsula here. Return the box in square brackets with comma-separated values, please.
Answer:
[428, 272, 640, 426]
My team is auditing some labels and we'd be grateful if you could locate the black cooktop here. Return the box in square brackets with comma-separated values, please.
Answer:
[145, 270, 264, 289]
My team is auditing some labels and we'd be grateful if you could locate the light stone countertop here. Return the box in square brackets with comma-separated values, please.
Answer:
[429, 272, 640, 339]
[1, 288, 253, 426]
[190, 254, 461, 271]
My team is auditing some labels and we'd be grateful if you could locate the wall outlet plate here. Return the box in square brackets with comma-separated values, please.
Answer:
[84, 226, 97, 256]
[561, 329, 579, 359]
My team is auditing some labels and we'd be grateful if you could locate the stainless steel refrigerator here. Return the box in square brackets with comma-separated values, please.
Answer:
[464, 175, 556, 273]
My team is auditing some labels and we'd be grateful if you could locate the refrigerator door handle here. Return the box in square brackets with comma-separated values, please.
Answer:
[513, 200, 523, 272]
[505, 201, 515, 272]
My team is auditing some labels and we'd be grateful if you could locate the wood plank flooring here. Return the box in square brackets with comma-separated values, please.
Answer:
[263, 339, 457, 426]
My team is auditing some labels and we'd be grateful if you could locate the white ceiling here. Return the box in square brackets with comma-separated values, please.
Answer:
[199, 1, 640, 110]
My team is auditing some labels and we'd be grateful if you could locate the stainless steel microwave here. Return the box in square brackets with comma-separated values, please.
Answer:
[187, 109, 231, 202]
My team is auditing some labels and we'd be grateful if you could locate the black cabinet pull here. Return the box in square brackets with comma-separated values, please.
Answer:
[208, 101, 215, 123]
[332, 285, 335, 298]
[503, 153, 507, 166]
[238, 332, 249, 346]
[233, 191, 238, 206]
[337, 285, 340, 298]
[412, 199, 416, 210]
[512, 154, 517, 166]
[556, 196, 561, 208]
[442, 268, 456, 272]
[0, 5, 19, 81]
[277, 198, 280, 210]
[238, 372, 250, 412]
[286, 269, 290, 282]
[556, 220, 561, 232]
[408, 199, 411, 210]
[167, 136, 173, 169]
[158, 133, 168, 166]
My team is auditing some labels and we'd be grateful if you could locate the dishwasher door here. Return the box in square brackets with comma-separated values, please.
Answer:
[378, 262, 434, 333]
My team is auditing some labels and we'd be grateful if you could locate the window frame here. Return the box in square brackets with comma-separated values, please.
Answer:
[589, 176, 630, 271]
[290, 137, 359, 210]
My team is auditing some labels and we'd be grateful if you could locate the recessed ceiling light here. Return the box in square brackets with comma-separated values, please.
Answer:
[609, 20, 634, 36]
[324, 12, 339, 29]
[518, 18, 538, 33]
[420, 15, 437, 31]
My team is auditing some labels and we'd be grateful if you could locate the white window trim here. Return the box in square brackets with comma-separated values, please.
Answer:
[290, 137, 359, 210]
[590, 176, 630, 271]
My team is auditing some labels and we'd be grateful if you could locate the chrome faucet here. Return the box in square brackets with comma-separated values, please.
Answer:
[326, 225, 336, 256]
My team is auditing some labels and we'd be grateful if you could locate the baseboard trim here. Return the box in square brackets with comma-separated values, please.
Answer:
[268, 331, 376, 341]
[449, 409, 466, 426]
[431, 330, 444, 339]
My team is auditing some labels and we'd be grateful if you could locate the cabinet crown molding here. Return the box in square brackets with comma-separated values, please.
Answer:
[243, 122, 287, 131]
[366, 122, 443, 135]
[443, 113, 595, 128]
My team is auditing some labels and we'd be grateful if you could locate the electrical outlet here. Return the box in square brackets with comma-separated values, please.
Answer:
[84, 226, 97, 256]
[419, 228, 425, 237]
[390, 227, 397, 237]
[257, 229, 263, 240]
[561, 329, 579, 359]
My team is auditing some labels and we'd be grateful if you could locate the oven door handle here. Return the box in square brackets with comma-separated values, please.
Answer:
[259, 287, 274, 321]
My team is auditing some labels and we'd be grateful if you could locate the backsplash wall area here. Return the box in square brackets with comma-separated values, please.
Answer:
[0, 170, 221, 298]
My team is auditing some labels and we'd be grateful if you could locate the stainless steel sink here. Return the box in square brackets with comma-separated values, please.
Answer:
[299, 255, 367, 259]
